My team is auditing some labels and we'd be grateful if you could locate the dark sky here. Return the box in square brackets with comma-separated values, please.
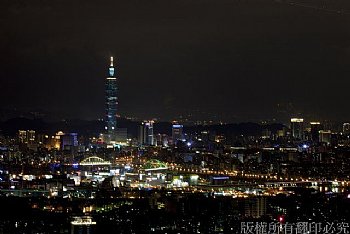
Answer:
[1, 0, 350, 122]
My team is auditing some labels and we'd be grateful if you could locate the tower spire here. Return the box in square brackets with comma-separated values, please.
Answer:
[108, 56, 115, 77]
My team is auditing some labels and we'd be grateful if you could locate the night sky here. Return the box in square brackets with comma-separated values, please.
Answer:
[1, 0, 350, 122]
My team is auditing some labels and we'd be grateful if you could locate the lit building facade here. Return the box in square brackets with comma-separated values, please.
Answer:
[319, 130, 332, 145]
[139, 121, 155, 146]
[343, 123, 350, 135]
[310, 122, 322, 142]
[18, 130, 35, 144]
[244, 197, 267, 219]
[61, 133, 78, 151]
[172, 124, 183, 143]
[290, 118, 304, 140]
[18, 130, 27, 143]
[104, 57, 118, 144]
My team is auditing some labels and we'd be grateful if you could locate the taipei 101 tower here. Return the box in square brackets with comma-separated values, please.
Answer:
[104, 57, 118, 144]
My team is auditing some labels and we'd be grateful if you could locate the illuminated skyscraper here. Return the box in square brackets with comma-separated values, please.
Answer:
[104, 57, 118, 143]
[290, 118, 304, 140]
[172, 124, 183, 143]
[139, 121, 154, 146]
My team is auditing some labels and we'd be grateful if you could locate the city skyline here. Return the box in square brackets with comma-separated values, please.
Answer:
[1, 0, 350, 122]
[3, 1, 350, 233]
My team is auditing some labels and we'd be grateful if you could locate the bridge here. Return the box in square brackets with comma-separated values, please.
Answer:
[80, 156, 111, 166]
[262, 180, 343, 188]
[142, 159, 168, 171]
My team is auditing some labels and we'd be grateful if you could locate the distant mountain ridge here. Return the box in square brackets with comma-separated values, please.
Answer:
[0, 117, 285, 138]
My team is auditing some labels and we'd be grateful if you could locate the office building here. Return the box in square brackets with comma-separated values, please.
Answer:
[61, 133, 78, 151]
[18, 130, 27, 143]
[319, 130, 332, 145]
[104, 57, 118, 144]
[18, 130, 35, 144]
[310, 122, 322, 142]
[139, 121, 154, 146]
[156, 134, 169, 147]
[172, 124, 183, 143]
[290, 118, 304, 140]
[343, 123, 350, 135]
[244, 197, 267, 218]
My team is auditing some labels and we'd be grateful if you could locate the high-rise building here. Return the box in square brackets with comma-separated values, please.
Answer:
[104, 57, 118, 144]
[18, 130, 27, 143]
[61, 133, 78, 151]
[244, 197, 267, 218]
[139, 121, 154, 146]
[18, 130, 35, 144]
[343, 123, 350, 135]
[319, 130, 332, 145]
[27, 130, 35, 143]
[290, 118, 304, 140]
[172, 124, 183, 143]
[310, 122, 322, 142]
[156, 133, 169, 147]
